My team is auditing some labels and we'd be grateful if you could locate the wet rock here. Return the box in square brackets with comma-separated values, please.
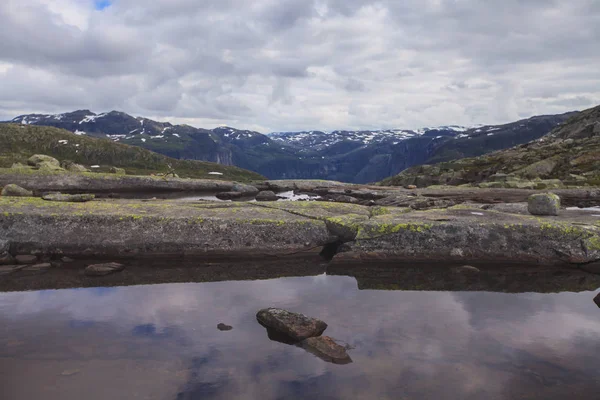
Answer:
[216, 191, 243, 200]
[217, 323, 233, 331]
[256, 308, 327, 341]
[27, 154, 60, 169]
[255, 190, 278, 202]
[42, 193, 95, 203]
[1, 184, 33, 197]
[15, 255, 38, 264]
[452, 265, 480, 274]
[300, 336, 352, 364]
[109, 167, 126, 175]
[84, 262, 125, 276]
[528, 193, 560, 216]
[594, 293, 600, 308]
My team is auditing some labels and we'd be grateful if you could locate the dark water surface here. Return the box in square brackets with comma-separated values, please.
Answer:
[2, 273, 600, 399]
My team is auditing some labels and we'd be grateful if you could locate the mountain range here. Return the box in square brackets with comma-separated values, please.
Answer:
[5, 109, 577, 183]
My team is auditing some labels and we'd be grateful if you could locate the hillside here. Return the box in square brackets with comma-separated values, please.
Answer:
[381, 105, 600, 188]
[5, 110, 575, 183]
[0, 124, 264, 182]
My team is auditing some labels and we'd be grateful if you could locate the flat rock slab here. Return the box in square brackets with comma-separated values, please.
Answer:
[256, 308, 327, 341]
[85, 262, 125, 276]
[301, 336, 352, 364]
[42, 193, 95, 202]
[15, 255, 38, 264]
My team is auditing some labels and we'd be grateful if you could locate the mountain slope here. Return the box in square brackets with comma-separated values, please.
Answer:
[0, 124, 264, 182]
[381, 105, 600, 188]
[6, 110, 575, 183]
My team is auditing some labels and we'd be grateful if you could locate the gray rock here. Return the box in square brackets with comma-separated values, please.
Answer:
[42, 193, 95, 203]
[256, 308, 327, 341]
[22, 263, 52, 271]
[300, 336, 352, 364]
[15, 255, 38, 264]
[0, 239, 9, 254]
[255, 190, 278, 202]
[62, 162, 89, 172]
[452, 265, 480, 274]
[217, 323, 233, 331]
[528, 193, 560, 216]
[61, 257, 75, 263]
[1, 184, 33, 197]
[326, 195, 360, 204]
[27, 154, 60, 169]
[109, 167, 126, 175]
[85, 262, 125, 276]
[216, 191, 243, 200]
[0, 252, 15, 265]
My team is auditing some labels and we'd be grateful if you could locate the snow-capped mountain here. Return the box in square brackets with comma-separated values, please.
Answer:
[5, 110, 574, 183]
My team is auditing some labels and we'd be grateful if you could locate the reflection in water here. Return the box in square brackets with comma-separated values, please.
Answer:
[1, 275, 600, 399]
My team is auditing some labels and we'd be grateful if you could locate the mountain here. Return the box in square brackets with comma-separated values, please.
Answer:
[5, 110, 575, 183]
[381, 105, 600, 188]
[0, 124, 264, 182]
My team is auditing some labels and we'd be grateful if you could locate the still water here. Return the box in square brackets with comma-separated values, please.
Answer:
[2, 272, 600, 399]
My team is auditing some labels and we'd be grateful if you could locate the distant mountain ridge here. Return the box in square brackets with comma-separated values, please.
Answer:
[5, 109, 576, 183]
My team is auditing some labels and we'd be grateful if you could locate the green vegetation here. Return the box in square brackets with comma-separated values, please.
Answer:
[0, 124, 264, 182]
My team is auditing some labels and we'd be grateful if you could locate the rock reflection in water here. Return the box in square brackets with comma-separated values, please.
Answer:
[2, 270, 600, 399]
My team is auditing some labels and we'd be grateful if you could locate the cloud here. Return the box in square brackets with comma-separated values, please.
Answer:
[0, 0, 599, 131]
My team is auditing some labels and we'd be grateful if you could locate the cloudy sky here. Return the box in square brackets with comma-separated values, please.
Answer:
[1, 0, 599, 132]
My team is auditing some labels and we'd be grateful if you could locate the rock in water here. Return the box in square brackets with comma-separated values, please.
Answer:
[42, 193, 95, 203]
[256, 308, 327, 341]
[27, 154, 60, 169]
[15, 255, 38, 264]
[217, 323, 233, 331]
[528, 193, 560, 216]
[255, 190, 278, 202]
[301, 336, 352, 364]
[85, 262, 125, 276]
[1, 184, 33, 197]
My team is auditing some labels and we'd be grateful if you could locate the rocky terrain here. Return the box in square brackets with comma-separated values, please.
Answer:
[4, 109, 574, 183]
[383, 104, 600, 188]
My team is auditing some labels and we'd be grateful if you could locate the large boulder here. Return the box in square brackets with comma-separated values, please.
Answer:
[85, 262, 125, 276]
[42, 193, 95, 203]
[256, 308, 327, 341]
[27, 155, 60, 169]
[255, 190, 278, 202]
[300, 336, 352, 364]
[61, 161, 89, 172]
[528, 193, 560, 216]
[1, 184, 33, 197]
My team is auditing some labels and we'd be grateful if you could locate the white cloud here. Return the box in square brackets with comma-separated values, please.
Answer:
[0, 0, 599, 131]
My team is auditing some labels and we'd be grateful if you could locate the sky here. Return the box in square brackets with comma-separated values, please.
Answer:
[0, 0, 599, 133]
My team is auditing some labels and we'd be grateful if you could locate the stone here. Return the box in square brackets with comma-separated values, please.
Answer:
[84, 262, 125, 276]
[300, 336, 352, 364]
[0, 252, 15, 265]
[1, 184, 33, 197]
[450, 248, 464, 257]
[326, 195, 360, 204]
[109, 167, 126, 175]
[255, 190, 278, 202]
[216, 191, 243, 200]
[63, 162, 89, 172]
[217, 323, 233, 331]
[594, 293, 600, 308]
[0, 239, 9, 254]
[42, 193, 95, 203]
[27, 154, 60, 169]
[256, 308, 327, 341]
[22, 263, 52, 271]
[528, 193, 560, 216]
[61, 257, 75, 263]
[37, 161, 64, 171]
[15, 255, 38, 264]
[406, 185, 417, 189]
